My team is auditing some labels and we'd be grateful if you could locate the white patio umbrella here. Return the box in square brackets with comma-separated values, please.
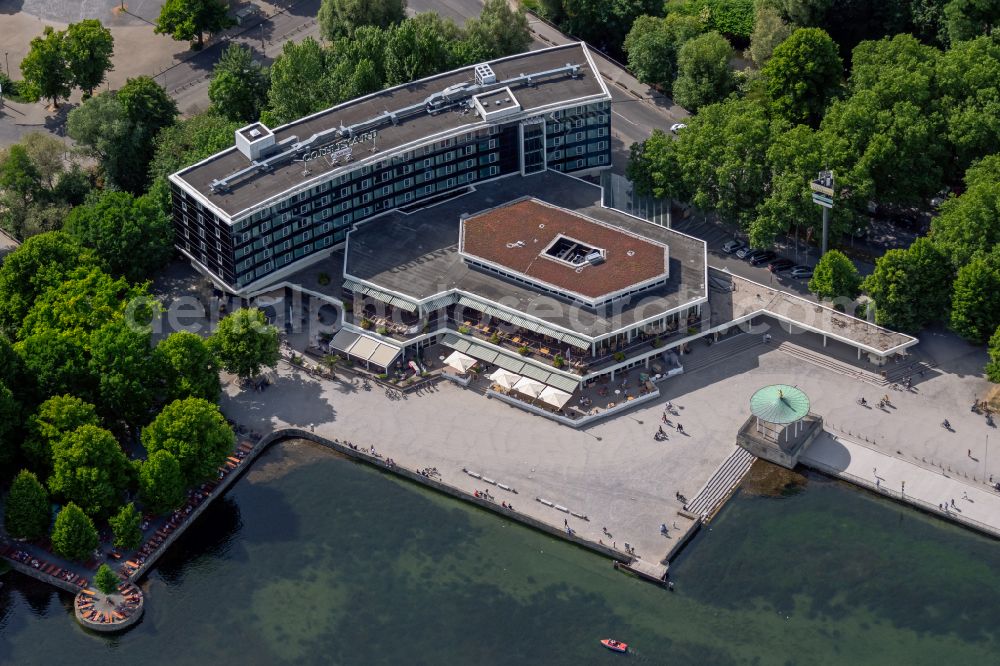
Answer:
[444, 350, 477, 373]
[513, 376, 546, 398]
[489, 368, 521, 390]
[538, 385, 572, 409]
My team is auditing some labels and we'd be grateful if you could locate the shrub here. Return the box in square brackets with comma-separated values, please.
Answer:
[458, 325, 471, 335]
[317, 272, 330, 286]
[613, 351, 626, 362]
[489, 332, 500, 344]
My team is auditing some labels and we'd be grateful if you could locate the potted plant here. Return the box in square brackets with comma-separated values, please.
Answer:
[458, 325, 471, 335]
[518, 345, 529, 356]
[651, 336, 662, 348]
[377, 373, 388, 380]
[342, 299, 353, 312]
[553, 354, 565, 368]
[613, 351, 626, 362]
[360, 318, 373, 330]
[376, 325, 388, 336]
[317, 272, 331, 286]
[687, 326, 698, 335]
[490, 332, 501, 344]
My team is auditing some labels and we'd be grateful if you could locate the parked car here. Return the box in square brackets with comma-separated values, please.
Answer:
[768, 258, 795, 272]
[723, 239, 745, 254]
[670, 123, 687, 134]
[736, 245, 755, 259]
[748, 250, 777, 265]
[788, 265, 813, 279]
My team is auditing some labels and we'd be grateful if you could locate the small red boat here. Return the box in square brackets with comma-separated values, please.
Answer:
[601, 638, 628, 653]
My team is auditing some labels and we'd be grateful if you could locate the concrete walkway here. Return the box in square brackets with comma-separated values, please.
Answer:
[801, 433, 1000, 539]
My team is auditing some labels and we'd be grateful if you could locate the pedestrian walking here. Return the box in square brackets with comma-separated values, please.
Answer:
[564, 518, 568, 527]
[968, 449, 972, 457]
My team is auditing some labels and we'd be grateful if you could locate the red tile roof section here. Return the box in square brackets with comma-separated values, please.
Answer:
[461, 200, 667, 298]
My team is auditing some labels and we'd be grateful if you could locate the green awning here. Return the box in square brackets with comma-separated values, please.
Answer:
[343, 279, 418, 313]
[546, 373, 579, 393]
[750, 384, 810, 424]
[519, 363, 551, 382]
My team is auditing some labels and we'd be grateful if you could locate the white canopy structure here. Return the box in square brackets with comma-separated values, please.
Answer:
[489, 368, 521, 390]
[444, 350, 477, 373]
[513, 377, 546, 398]
[538, 385, 572, 409]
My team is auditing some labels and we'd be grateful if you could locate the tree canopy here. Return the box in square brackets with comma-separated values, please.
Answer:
[109, 502, 143, 551]
[67, 77, 177, 193]
[808, 250, 861, 300]
[154, 331, 222, 404]
[20, 26, 71, 107]
[762, 27, 842, 125]
[63, 19, 115, 97]
[208, 44, 269, 123]
[319, 0, 407, 41]
[986, 326, 1000, 383]
[142, 397, 234, 485]
[139, 449, 187, 515]
[624, 14, 706, 92]
[4, 470, 49, 540]
[23, 394, 101, 478]
[672, 31, 735, 111]
[51, 502, 99, 562]
[950, 246, 1000, 343]
[0, 232, 92, 335]
[862, 237, 953, 331]
[155, 0, 234, 49]
[95, 563, 119, 594]
[210, 308, 280, 382]
[48, 424, 131, 518]
[64, 190, 174, 282]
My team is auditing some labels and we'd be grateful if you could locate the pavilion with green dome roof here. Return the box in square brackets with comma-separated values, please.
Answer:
[737, 384, 823, 468]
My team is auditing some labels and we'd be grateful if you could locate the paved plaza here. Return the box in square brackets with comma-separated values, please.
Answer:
[216, 314, 997, 570]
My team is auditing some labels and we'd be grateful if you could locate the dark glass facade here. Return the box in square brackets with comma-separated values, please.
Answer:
[171, 101, 611, 291]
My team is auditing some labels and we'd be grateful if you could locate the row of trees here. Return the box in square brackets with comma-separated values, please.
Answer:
[628, 31, 1000, 248]
[257, 0, 531, 126]
[537, 0, 994, 70]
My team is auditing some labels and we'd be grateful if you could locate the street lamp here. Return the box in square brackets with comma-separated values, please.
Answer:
[810, 170, 835, 255]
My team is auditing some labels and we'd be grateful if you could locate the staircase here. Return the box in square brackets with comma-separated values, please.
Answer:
[775, 341, 877, 382]
[683, 446, 757, 520]
[681, 333, 764, 375]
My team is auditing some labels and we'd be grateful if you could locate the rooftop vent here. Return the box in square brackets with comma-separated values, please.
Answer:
[586, 251, 605, 266]
[475, 63, 496, 86]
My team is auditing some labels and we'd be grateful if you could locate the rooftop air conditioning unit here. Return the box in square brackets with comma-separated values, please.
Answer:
[475, 63, 496, 86]
[586, 251, 604, 266]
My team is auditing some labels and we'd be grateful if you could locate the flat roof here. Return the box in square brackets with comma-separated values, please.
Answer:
[708, 269, 918, 355]
[173, 43, 608, 219]
[344, 171, 708, 339]
[460, 199, 668, 299]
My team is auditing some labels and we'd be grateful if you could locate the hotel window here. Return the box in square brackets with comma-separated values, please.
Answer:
[576, 132, 584, 142]
[423, 157, 433, 168]
[341, 186, 350, 197]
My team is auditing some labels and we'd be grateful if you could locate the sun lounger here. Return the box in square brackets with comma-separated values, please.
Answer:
[112, 611, 125, 620]
[81, 588, 96, 596]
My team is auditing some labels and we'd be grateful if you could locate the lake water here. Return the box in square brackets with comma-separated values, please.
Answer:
[1, 440, 998, 665]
